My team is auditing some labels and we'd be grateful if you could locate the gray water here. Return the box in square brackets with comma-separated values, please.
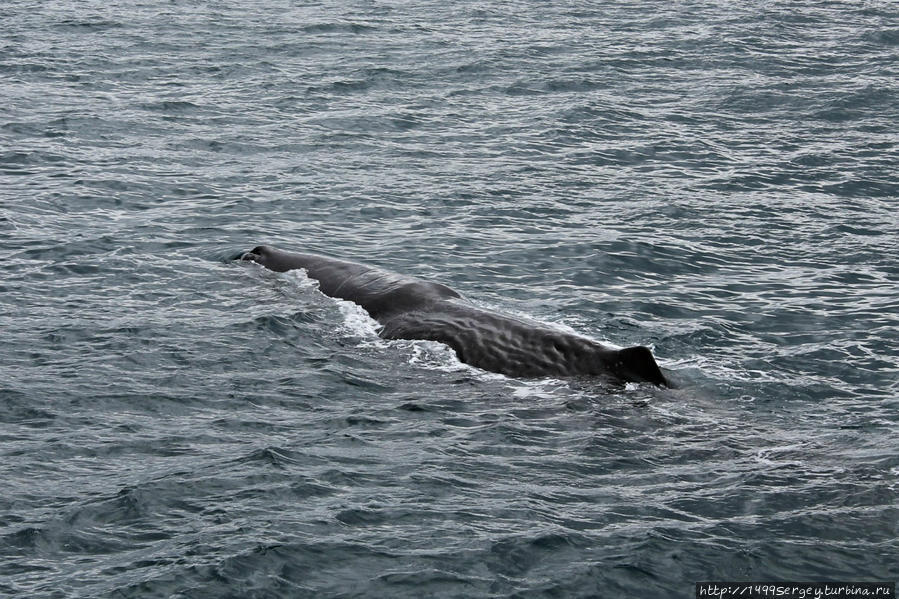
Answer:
[2, 1, 898, 597]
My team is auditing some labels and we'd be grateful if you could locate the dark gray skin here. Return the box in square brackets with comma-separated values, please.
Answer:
[239, 245, 669, 386]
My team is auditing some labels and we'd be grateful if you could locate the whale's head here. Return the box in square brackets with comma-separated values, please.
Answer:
[237, 245, 311, 274]
[239, 245, 268, 262]
[237, 245, 286, 271]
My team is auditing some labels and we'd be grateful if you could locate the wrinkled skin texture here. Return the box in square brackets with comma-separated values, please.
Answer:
[240, 245, 669, 386]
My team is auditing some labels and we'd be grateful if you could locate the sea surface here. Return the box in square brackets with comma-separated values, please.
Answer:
[2, 1, 898, 597]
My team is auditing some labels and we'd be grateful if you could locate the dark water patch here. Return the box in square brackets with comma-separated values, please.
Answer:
[0, 560, 55, 577]
[138, 100, 204, 113]
[301, 22, 378, 35]
[819, 178, 899, 198]
[242, 312, 324, 335]
[0, 62, 51, 75]
[863, 28, 899, 46]
[3, 521, 136, 556]
[53, 19, 123, 33]
[0, 390, 57, 427]
[482, 533, 591, 578]
[0, 150, 67, 174]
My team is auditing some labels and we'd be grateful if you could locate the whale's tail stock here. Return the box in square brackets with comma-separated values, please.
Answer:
[614, 346, 670, 387]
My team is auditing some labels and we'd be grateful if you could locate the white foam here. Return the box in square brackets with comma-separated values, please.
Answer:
[509, 379, 569, 399]
[404, 339, 474, 373]
[334, 299, 385, 342]
[280, 268, 318, 291]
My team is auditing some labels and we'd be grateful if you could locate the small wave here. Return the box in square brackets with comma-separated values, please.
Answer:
[0, 150, 66, 175]
[301, 22, 377, 35]
[53, 19, 122, 33]
[138, 100, 203, 113]
[237, 446, 301, 468]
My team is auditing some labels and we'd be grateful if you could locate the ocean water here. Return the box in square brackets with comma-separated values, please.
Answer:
[2, 0, 898, 597]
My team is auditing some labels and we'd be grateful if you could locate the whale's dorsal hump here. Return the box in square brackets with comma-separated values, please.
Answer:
[615, 346, 669, 387]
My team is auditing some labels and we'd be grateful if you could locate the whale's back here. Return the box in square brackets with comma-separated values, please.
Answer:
[241, 245, 668, 385]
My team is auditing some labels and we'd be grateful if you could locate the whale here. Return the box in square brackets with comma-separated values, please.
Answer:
[238, 245, 669, 386]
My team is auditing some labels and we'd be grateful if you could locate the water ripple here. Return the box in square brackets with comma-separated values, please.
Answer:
[2, 0, 899, 597]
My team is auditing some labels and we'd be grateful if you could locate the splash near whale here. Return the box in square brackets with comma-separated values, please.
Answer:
[239, 245, 669, 386]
